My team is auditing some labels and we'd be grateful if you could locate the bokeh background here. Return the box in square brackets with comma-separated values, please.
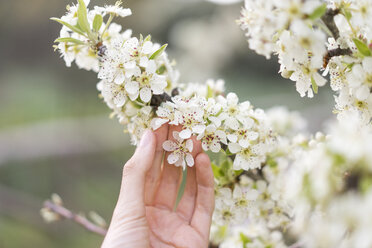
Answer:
[0, 0, 334, 247]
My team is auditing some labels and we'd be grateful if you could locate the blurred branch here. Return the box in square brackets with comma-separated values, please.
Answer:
[43, 200, 107, 236]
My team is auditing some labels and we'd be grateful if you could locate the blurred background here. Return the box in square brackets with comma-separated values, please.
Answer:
[0, 0, 334, 247]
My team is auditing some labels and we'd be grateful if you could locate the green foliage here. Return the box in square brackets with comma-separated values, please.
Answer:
[174, 167, 188, 211]
[50, 18, 86, 37]
[211, 155, 239, 187]
[77, 0, 91, 35]
[92, 14, 103, 33]
[240, 233, 252, 246]
[353, 38, 372, 57]
[54, 37, 85, 45]
[309, 4, 327, 20]
[311, 76, 318, 94]
[149, 44, 168, 60]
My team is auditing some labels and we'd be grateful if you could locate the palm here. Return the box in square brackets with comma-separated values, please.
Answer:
[143, 124, 214, 248]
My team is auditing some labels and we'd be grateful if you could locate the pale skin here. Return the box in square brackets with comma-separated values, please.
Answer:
[102, 124, 215, 248]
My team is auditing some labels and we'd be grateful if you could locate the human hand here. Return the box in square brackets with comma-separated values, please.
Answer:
[102, 124, 215, 248]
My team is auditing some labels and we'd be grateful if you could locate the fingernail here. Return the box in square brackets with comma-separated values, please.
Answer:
[139, 130, 152, 148]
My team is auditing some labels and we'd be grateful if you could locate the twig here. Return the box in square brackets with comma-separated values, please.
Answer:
[321, 9, 341, 40]
[43, 200, 107, 236]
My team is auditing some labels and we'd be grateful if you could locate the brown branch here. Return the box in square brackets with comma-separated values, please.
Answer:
[43, 200, 107, 236]
[321, 9, 341, 40]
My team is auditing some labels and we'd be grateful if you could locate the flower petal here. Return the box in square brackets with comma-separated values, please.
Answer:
[163, 140, 177, 152]
[125, 81, 139, 95]
[179, 129, 192, 139]
[185, 153, 194, 167]
[186, 139, 193, 152]
[228, 142, 241, 154]
[140, 87, 152, 103]
[167, 152, 180, 165]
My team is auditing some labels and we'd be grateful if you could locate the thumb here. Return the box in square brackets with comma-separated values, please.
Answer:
[117, 130, 156, 208]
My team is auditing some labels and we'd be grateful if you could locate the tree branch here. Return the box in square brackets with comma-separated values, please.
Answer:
[321, 9, 341, 40]
[43, 200, 107, 236]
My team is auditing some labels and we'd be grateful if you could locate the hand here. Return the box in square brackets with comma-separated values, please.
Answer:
[102, 124, 215, 248]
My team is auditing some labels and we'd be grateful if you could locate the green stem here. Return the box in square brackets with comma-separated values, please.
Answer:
[173, 166, 188, 211]
[101, 14, 114, 38]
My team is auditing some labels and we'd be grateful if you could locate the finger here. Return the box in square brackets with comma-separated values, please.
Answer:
[115, 130, 156, 213]
[190, 153, 215, 239]
[145, 123, 169, 205]
[176, 136, 203, 221]
[153, 125, 182, 209]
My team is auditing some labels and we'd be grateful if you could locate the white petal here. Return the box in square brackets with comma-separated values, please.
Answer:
[113, 91, 126, 107]
[202, 142, 209, 151]
[233, 185, 242, 198]
[172, 131, 181, 142]
[185, 153, 194, 167]
[209, 116, 221, 127]
[151, 118, 168, 130]
[167, 152, 180, 164]
[124, 61, 136, 69]
[151, 79, 167, 94]
[239, 139, 250, 149]
[163, 140, 177, 152]
[128, 92, 138, 101]
[114, 71, 125, 85]
[140, 87, 152, 103]
[186, 139, 193, 152]
[355, 85, 370, 101]
[227, 134, 238, 143]
[246, 189, 259, 201]
[228, 142, 241, 154]
[247, 131, 259, 141]
[210, 141, 221, 153]
[179, 129, 192, 139]
[226, 118, 240, 130]
[363, 57, 372, 73]
[142, 41, 153, 54]
[139, 56, 149, 67]
[216, 130, 227, 144]
[146, 60, 157, 74]
[125, 81, 139, 95]
[192, 125, 206, 134]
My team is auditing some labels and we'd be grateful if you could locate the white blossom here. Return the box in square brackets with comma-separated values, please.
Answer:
[163, 131, 194, 170]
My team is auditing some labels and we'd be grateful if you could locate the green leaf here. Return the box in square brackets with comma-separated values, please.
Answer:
[309, 4, 327, 20]
[343, 9, 352, 21]
[211, 162, 223, 179]
[55, 37, 85, 45]
[144, 35, 152, 43]
[77, 0, 91, 34]
[240, 233, 252, 246]
[156, 64, 166, 75]
[311, 77, 318, 94]
[50, 18, 86, 36]
[150, 44, 168, 60]
[173, 167, 187, 211]
[353, 38, 372, 56]
[207, 85, 214, 99]
[92, 14, 103, 33]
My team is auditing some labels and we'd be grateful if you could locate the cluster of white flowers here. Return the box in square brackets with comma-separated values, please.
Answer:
[51, 0, 372, 247]
[209, 107, 310, 247]
[153, 92, 274, 170]
[53, 1, 274, 169]
[238, 0, 372, 122]
[285, 112, 372, 248]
